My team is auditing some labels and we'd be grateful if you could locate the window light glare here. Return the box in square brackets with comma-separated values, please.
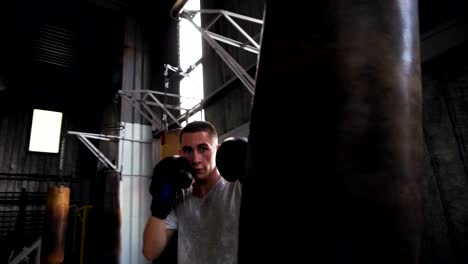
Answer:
[28, 109, 63, 153]
[179, 0, 204, 122]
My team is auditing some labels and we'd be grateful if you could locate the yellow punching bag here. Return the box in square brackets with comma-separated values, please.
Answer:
[160, 128, 182, 159]
[156, 128, 182, 263]
[41, 186, 70, 264]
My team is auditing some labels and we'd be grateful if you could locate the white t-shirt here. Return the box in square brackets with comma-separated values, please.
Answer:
[166, 177, 242, 264]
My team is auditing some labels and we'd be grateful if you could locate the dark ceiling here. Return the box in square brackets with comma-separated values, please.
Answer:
[0, 0, 465, 110]
[0, 0, 126, 110]
[419, 0, 467, 33]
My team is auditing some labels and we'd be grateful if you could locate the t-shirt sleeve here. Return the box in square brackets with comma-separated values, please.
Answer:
[165, 208, 178, 230]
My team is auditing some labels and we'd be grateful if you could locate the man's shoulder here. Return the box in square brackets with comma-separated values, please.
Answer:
[218, 178, 242, 199]
[219, 177, 242, 188]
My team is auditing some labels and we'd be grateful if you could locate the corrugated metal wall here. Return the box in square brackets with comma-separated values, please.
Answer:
[0, 108, 90, 178]
[0, 107, 98, 261]
[0, 1, 125, 262]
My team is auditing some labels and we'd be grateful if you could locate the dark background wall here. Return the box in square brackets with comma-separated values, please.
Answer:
[421, 42, 468, 263]
[0, 0, 124, 261]
[0, 0, 124, 178]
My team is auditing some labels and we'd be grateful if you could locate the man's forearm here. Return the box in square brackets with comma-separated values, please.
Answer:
[142, 216, 171, 261]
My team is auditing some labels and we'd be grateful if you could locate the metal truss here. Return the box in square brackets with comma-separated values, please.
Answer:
[68, 131, 121, 172]
[119, 2, 263, 132]
[117, 60, 204, 132]
[172, 5, 263, 95]
[8, 238, 41, 264]
[118, 87, 202, 130]
[67, 131, 152, 173]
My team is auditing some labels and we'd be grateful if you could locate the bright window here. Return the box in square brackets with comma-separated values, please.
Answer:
[179, 0, 204, 125]
[28, 109, 63, 153]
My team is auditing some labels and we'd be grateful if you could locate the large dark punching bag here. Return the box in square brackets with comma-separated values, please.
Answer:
[88, 169, 121, 264]
[239, 1, 423, 263]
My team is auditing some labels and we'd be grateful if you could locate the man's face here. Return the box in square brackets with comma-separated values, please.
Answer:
[179, 131, 218, 180]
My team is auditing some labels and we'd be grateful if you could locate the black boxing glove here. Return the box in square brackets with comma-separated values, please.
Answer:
[149, 155, 193, 219]
[216, 137, 248, 182]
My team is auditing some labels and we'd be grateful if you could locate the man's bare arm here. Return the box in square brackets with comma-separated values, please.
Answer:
[142, 216, 175, 261]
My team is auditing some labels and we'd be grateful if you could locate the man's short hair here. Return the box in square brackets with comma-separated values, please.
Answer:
[180, 121, 218, 143]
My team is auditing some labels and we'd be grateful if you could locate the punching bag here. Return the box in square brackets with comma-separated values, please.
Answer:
[88, 168, 121, 264]
[160, 129, 182, 159]
[41, 186, 70, 264]
[239, 1, 423, 263]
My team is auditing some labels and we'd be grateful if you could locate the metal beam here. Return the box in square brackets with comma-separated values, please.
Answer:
[8, 239, 41, 264]
[179, 9, 259, 94]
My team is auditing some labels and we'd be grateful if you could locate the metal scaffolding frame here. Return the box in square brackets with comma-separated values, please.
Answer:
[67, 131, 152, 173]
[175, 7, 263, 95]
[118, 86, 203, 130]
[118, 2, 263, 133]
[8, 238, 41, 264]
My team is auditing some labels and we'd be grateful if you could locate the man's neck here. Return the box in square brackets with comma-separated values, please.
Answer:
[192, 170, 221, 198]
